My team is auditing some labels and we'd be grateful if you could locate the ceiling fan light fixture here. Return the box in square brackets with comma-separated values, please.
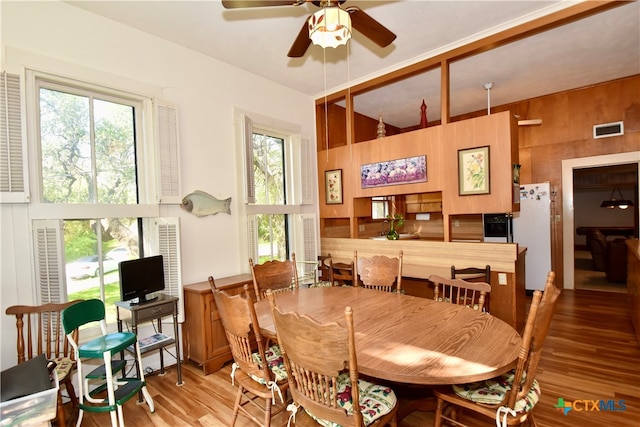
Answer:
[309, 7, 351, 49]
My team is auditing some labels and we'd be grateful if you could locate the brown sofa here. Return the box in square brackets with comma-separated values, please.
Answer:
[605, 238, 628, 283]
[586, 229, 627, 283]
[586, 229, 607, 271]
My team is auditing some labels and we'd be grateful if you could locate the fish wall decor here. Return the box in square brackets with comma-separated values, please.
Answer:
[180, 190, 231, 217]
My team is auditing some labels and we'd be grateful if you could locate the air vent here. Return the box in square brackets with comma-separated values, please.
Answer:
[593, 121, 624, 139]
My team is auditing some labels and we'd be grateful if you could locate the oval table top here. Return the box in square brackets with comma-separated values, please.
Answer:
[254, 286, 522, 385]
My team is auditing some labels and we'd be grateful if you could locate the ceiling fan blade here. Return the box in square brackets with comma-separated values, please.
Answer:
[288, 20, 312, 58]
[221, 0, 297, 9]
[346, 6, 396, 47]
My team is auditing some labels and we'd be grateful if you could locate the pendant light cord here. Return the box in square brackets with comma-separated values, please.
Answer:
[323, 48, 329, 162]
[347, 42, 352, 162]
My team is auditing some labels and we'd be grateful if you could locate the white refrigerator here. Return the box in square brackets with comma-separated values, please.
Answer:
[512, 182, 552, 291]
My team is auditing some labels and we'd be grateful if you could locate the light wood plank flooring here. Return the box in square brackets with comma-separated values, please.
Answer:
[71, 289, 639, 427]
[574, 249, 626, 293]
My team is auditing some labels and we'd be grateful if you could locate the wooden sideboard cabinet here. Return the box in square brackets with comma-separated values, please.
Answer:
[182, 274, 254, 375]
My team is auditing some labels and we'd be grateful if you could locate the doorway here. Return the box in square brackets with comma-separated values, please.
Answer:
[562, 152, 640, 290]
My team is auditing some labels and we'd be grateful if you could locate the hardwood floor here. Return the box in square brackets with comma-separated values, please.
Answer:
[574, 249, 626, 293]
[72, 289, 639, 427]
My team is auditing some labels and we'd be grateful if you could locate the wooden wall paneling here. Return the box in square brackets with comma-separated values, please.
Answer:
[353, 109, 402, 142]
[443, 212, 451, 242]
[321, 237, 519, 275]
[316, 102, 348, 151]
[442, 111, 516, 215]
[448, 213, 483, 241]
[440, 59, 450, 125]
[403, 216, 445, 240]
[486, 271, 521, 331]
[512, 76, 639, 288]
[352, 125, 444, 199]
[319, 74, 639, 287]
[627, 239, 640, 343]
[318, 144, 352, 218]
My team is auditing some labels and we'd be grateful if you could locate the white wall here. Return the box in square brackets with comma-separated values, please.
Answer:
[1, 1, 317, 369]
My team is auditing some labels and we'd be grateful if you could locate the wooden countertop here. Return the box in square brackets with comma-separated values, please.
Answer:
[322, 237, 521, 278]
[183, 274, 253, 294]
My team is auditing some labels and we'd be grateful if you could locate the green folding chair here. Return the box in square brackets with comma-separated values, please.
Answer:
[62, 299, 154, 427]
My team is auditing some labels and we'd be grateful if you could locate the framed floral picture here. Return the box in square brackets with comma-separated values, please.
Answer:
[325, 169, 343, 204]
[458, 146, 490, 195]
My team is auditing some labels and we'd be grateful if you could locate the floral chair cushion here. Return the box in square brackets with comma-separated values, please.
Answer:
[309, 281, 334, 288]
[52, 356, 74, 381]
[249, 345, 287, 384]
[452, 369, 540, 414]
[305, 373, 397, 427]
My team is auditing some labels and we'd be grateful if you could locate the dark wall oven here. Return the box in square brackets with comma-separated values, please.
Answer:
[483, 213, 513, 243]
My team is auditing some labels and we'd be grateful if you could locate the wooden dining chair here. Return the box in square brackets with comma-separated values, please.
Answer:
[209, 278, 289, 427]
[249, 253, 299, 301]
[451, 264, 491, 312]
[429, 274, 491, 312]
[354, 249, 403, 293]
[317, 254, 332, 282]
[6, 300, 83, 427]
[433, 271, 560, 427]
[328, 256, 355, 287]
[266, 289, 399, 427]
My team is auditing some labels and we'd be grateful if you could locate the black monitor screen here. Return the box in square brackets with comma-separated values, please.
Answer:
[119, 255, 165, 304]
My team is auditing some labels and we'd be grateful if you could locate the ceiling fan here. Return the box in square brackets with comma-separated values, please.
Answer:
[221, 0, 396, 58]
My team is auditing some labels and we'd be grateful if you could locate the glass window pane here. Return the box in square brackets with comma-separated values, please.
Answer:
[65, 218, 139, 324]
[39, 88, 138, 205]
[94, 99, 137, 204]
[256, 214, 287, 263]
[253, 132, 285, 205]
[40, 88, 92, 203]
[372, 196, 390, 219]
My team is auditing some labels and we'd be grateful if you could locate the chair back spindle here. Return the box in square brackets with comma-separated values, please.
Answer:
[429, 275, 491, 311]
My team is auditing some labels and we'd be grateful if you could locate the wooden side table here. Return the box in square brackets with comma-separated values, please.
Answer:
[116, 293, 183, 390]
[182, 274, 254, 375]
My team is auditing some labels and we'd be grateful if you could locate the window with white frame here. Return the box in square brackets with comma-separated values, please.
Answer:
[240, 112, 317, 284]
[24, 71, 182, 324]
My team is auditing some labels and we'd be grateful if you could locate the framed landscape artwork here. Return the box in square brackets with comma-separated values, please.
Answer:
[458, 146, 490, 195]
[325, 169, 343, 204]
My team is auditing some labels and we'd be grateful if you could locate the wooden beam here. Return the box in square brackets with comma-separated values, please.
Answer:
[440, 59, 450, 125]
[316, 0, 627, 108]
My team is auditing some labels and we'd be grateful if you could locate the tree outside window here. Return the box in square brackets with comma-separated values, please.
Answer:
[252, 131, 289, 262]
[38, 84, 142, 323]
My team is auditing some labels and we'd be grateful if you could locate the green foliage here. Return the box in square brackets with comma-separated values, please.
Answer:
[39, 88, 137, 205]
[68, 281, 120, 324]
[252, 131, 287, 260]
[64, 220, 97, 262]
[386, 214, 404, 240]
[387, 213, 404, 230]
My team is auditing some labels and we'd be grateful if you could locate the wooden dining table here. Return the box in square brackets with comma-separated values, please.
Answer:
[254, 286, 522, 386]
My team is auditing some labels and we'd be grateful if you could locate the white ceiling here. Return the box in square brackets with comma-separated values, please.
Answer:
[67, 0, 639, 129]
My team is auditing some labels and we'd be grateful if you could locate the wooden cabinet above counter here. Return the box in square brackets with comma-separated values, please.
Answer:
[406, 192, 442, 213]
[317, 111, 520, 240]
